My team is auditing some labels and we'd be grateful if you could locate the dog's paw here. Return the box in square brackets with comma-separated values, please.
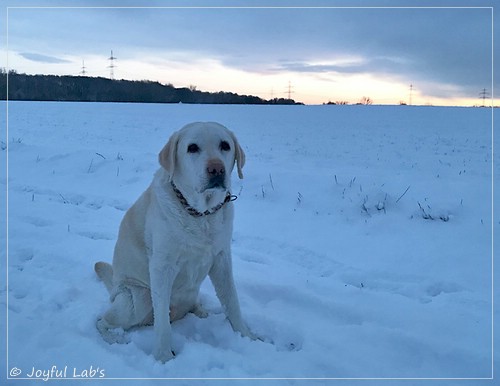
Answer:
[237, 324, 263, 342]
[191, 303, 209, 319]
[96, 318, 130, 344]
[153, 346, 176, 363]
[250, 330, 268, 343]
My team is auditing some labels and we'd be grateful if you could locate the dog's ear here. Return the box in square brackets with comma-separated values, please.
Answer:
[158, 131, 179, 180]
[235, 141, 246, 179]
[228, 130, 245, 179]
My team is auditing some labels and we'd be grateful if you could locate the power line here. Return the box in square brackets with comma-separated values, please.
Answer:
[479, 88, 489, 107]
[108, 50, 117, 80]
[80, 60, 87, 76]
[286, 80, 294, 100]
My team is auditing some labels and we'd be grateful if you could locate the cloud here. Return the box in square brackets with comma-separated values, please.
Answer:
[19, 52, 71, 64]
[276, 56, 412, 77]
[5, 4, 496, 104]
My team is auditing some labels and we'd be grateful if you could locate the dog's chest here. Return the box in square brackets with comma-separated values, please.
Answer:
[170, 223, 221, 296]
[182, 211, 227, 248]
[174, 246, 213, 283]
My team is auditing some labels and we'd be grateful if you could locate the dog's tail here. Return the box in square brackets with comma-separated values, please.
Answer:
[94, 262, 114, 294]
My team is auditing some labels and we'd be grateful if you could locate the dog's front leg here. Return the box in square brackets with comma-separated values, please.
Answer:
[209, 250, 254, 339]
[149, 253, 178, 363]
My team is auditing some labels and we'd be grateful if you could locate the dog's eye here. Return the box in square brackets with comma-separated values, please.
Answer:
[187, 144, 200, 153]
[220, 141, 231, 151]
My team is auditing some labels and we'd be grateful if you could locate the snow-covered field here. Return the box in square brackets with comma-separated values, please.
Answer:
[1, 101, 498, 385]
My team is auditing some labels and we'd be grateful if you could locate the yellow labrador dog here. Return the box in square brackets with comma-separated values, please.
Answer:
[94, 122, 254, 362]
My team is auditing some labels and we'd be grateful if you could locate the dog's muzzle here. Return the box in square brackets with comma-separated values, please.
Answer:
[206, 174, 226, 190]
[206, 159, 226, 190]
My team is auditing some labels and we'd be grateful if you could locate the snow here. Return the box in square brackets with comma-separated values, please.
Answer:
[1, 101, 498, 384]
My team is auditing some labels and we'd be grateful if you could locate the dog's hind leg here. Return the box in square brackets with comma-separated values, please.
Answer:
[97, 285, 153, 344]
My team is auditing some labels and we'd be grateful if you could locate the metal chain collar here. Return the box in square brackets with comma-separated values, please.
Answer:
[170, 181, 237, 217]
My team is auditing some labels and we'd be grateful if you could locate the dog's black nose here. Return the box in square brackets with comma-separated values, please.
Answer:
[207, 159, 225, 176]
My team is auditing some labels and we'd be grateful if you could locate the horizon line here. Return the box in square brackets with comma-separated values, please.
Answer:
[2, 69, 496, 108]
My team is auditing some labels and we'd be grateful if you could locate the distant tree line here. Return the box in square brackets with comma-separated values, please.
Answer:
[0, 70, 301, 105]
[324, 96, 373, 106]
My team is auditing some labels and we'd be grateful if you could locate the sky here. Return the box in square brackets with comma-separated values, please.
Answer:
[1, 0, 498, 106]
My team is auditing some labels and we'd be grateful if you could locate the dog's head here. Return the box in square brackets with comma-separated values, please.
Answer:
[159, 122, 245, 212]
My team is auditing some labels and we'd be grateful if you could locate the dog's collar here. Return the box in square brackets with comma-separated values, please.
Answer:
[170, 181, 237, 217]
